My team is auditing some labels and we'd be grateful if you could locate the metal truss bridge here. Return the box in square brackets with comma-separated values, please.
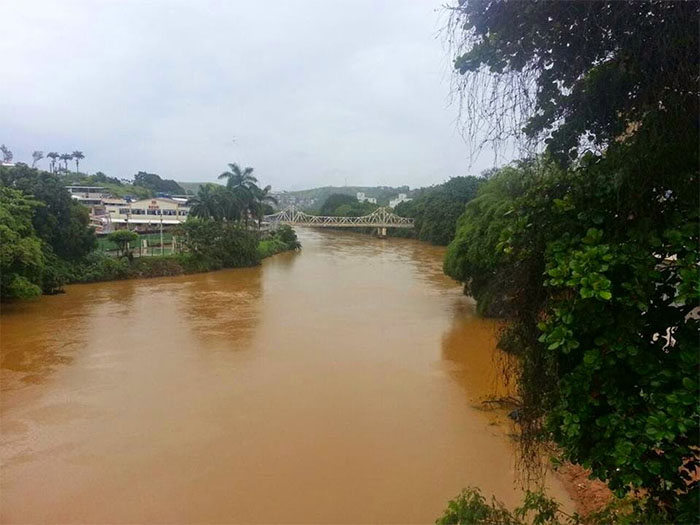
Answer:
[263, 206, 414, 235]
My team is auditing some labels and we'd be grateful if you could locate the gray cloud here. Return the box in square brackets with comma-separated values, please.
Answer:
[1, 0, 504, 190]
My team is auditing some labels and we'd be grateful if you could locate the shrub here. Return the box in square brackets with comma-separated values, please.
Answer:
[177, 218, 260, 268]
[257, 238, 288, 259]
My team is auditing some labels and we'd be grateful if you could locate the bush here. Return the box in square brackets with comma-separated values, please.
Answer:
[395, 176, 482, 245]
[128, 256, 186, 278]
[437, 488, 576, 525]
[107, 230, 139, 258]
[69, 251, 130, 283]
[257, 238, 289, 259]
[275, 224, 301, 249]
[176, 218, 260, 268]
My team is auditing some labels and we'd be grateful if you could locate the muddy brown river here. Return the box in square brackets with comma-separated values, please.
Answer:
[0, 229, 569, 523]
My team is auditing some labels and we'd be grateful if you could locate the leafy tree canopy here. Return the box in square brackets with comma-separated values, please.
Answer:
[447, 1, 699, 520]
[0, 187, 45, 299]
[0, 164, 96, 260]
[133, 171, 185, 195]
[107, 230, 139, 258]
[395, 176, 482, 245]
[451, 0, 699, 167]
[319, 193, 360, 216]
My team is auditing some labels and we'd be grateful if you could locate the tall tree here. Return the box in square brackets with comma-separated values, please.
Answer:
[47, 152, 59, 173]
[71, 151, 84, 173]
[188, 184, 238, 221]
[59, 153, 72, 173]
[0, 144, 13, 164]
[217, 163, 259, 225]
[0, 186, 45, 299]
[251, 184, 278, 226]
[133, 171, 185, 195]
[0, 164, 96, 259]
[31, 151, 44, 168]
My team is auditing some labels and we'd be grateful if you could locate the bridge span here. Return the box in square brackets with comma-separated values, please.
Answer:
[263, 206, 414, 237]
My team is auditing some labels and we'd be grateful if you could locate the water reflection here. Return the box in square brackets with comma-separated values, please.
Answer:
[1, 289, 94, 388]
[179, 268, 263, 350]
[440, 300, 513, 406]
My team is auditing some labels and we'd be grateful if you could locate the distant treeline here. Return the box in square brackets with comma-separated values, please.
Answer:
[289, 185, 410, 207]
[314, 176, 484, 244]
[62, 170, 186, 198]
[393, 176, 482, 245]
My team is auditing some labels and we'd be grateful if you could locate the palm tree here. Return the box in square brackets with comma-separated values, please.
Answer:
[59, 153, 72, 173]
[188, 184, 226, 220]
[218, 163, 258, 191]
[251, 185, 278, 226]
[72, 151, 84, 173]
[217, 163, 260, 226]
[47, 152, 59, 173]
[31, 151, 44, 168]
[0, 144, 13, 163]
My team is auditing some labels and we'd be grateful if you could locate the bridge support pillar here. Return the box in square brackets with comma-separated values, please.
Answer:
[376, 227, 387, 238]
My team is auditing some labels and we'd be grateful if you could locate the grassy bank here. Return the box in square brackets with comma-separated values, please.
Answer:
[257, 238, 293, 259]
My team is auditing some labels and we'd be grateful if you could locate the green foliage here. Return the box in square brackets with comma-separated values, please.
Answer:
[446, 158, 699, 520]
[446, 2, 699, 520]
[189, 164, 276, 226]
[444, 163, 545, 315]
[436, 488, 580, 525]
[451, 1, 698, 166]
[177, 218, 260, 269]
[0, 187, 45, 299]
[133, 171, 185, 195]
[319, 193, 361, 215]
[318, 193, 379, 221]
[395, 176, 481, 245]
[257, 238, 289, 259]
[0, 164, 96, 259]
[67, 251, 130, 283]
[284, 185, 410, 208]
[275, 224, 301, 249]
[128, 255, 188, 278]
[107, 230, 139, 258]
[257, 225, 301, 258]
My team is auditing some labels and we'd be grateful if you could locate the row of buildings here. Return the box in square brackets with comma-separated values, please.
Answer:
[66, 186, 191, 233]
[345, 192, 413, 208]
[66, 186, 413, 234]
[352, 192, 413, 207]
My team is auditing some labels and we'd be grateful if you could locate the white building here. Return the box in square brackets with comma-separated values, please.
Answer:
[91, 197, 190, 233]
[389, 193, 412, 208]
[356, 192, 377, 204]
[66, 185, 111, 206]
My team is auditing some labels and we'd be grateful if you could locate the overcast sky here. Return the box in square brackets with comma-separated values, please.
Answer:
[2, 0, 504, 191]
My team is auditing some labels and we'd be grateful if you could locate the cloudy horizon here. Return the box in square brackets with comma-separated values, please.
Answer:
[2, 0, 507, 191]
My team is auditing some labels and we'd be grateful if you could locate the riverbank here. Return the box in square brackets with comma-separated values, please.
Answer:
[60, 239, 299, 288]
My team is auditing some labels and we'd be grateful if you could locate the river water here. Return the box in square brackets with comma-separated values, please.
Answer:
[0, 229, 569, 523]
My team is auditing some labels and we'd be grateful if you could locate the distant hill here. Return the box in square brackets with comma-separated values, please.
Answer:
[177, 181, 222, 195]
[273, 185, 412, 210]
[176, 183, 414, 210]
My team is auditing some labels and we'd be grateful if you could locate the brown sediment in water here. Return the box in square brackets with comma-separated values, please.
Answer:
[1, 229, 572, 523]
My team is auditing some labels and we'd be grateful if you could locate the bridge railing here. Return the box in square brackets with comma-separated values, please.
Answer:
[263, 206, 414, 228]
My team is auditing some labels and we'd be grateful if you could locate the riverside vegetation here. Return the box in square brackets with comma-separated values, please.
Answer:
[314, 175, 483, 244]
[0, 163, 299, 301]
[436, 1, 699, 523]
